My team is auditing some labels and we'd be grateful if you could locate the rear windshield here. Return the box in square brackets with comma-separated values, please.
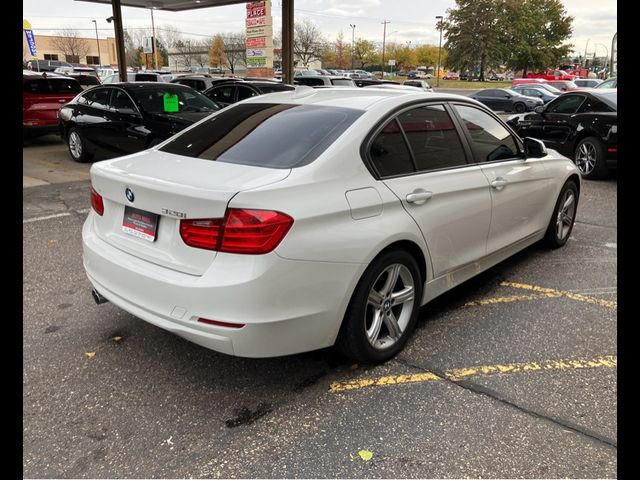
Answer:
[160, 103, 363, 168]
[23, 79, 82, 95]
[135, 73, 159, 82]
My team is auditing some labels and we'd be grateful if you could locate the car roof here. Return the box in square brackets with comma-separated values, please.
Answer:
[241, 86, 481, 111]
[23, 70, 76, 80]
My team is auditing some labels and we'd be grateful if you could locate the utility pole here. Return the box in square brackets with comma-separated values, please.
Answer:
[610, 32, 617, 78]
[91, 20, 101, 66]
[381, 20, 390, 79]
[349, 24, 356, 70]
[436, 15, 443, 87]
[583, 38, 590, 65]
[150, 7, 158, 70]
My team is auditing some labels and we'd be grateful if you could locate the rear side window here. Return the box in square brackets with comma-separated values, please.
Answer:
[578, 97, 614, 113]
[23, 79, 82, 95]
[78, 88, 111, 109]
[160, 103, 363, 169]
[397, 105, 467, 172]
[370, 119, 415, 177]
[453, 104, 520, 162]
[237, 85, 258, 101]
[135, 73, 159, 82]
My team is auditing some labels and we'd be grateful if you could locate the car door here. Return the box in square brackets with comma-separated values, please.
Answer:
[106, 87, 146, 154]
[473, 90, 497, 110]
[74, 87, 117, 154]
[538, 94, 586, 152]
[369, 103, 492, 277]
[451, 103, 555, 254]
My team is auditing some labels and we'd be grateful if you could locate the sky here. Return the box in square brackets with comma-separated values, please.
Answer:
[23, 0, 617, 58]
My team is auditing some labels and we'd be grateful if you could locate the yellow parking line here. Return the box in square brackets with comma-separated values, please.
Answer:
[329, 355, 617, 392]
[500, 281, 617, 309]
[464, 294, 550, 307]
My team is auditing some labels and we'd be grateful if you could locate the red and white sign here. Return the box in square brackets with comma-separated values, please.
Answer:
[246, 16, 268, 27]
[246, 1, 265, 9]
[246, 36, 267, 48]
[246, 6, 266, 18]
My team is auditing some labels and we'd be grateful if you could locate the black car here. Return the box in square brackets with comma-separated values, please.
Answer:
[469, 88, 543, 113]
[202, 79, 294, 107]
[352, 78, 400, 88]
[59, 83, 220, 162]
[294, 75, 356, 87]
[511, 85, 558, 104]
[170, 75, 228, 91]
[507, 90, 617, 179]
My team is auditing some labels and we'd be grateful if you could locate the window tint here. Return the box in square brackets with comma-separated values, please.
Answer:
[237, 85, 258, 100]
[297, 77, 324, 86]
[23, 79, 82, 95]
[331, 79, 354, 86]
[370, 119, 415, 177]
[110, 89, 136, 111]
[160, 103, 363, 169]
[80, 88, 111, 109]
[454, 104, 520, 162]
[523, 89, 542, 97]
[258, 84, 295, 93]
[135, 73, 159, 82]
[577, 97, 614, 113]
[397, 105, 466, 172]
[480, 90, 498, 97]
[546, 95, 585, 114]
[206, 85, 235, 103]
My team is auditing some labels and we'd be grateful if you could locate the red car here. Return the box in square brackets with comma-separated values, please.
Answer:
[526, 69, 575, 81]
[23, 70, 82, 138]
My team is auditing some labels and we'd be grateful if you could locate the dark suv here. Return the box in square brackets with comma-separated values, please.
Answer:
[202, 79, 295, 107]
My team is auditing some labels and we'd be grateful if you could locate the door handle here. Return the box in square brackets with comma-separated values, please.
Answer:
[490, 178, 507, 190]
[406, 190, 433, 205]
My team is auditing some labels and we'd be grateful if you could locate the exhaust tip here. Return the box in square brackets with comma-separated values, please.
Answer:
[91, 288, 109, 305]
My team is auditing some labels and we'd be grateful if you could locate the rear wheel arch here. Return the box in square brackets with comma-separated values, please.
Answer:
[373, 240, 428, 288]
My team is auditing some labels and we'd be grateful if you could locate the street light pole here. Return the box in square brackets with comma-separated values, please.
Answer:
[381, 20, 390, 79]
[150, 7, 158, 71]
[91, 20, 101, 66]
[350, 24, 356, 70]
[610, 32, 617, 78]
[436, 15, 443, 87]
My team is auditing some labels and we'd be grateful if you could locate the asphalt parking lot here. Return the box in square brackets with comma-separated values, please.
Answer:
[24, 135, 616, 478]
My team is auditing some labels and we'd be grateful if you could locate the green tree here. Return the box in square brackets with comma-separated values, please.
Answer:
[386, 42, 417, 70]
[352, 38, 379, 69]
[442, 0, 506, 80]
[414, 44, 444, 68]
[294, 18, 327, 67]
[503, 0, 573, 76]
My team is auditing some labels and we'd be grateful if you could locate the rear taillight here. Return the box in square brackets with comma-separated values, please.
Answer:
[90, 186, 104, 216]
[180, 208, 293, 254]
[179, 218, 223, 250]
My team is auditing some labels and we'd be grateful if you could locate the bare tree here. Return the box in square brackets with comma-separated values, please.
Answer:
[157, 25, 181, 50]
[294, 18, 327, 67]
[52, 29, 90, 63]
[224, 32, 246, 73]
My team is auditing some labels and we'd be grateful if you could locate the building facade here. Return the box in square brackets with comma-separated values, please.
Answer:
[23, 34, 119, 66]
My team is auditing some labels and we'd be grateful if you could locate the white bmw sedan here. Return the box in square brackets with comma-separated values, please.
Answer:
[83, 87, 580, 363]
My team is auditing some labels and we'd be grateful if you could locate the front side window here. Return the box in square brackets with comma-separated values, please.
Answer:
[396, 105, 467, 172]
[205, 85, 235, 104]
[546, 95, 585, 114]
[160, 103, 363, 169]
[454, 104, 520, 162]
[109, 89, 137, 112]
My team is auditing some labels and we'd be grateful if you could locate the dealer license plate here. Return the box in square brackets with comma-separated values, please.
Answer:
[122, 206, 159, 242]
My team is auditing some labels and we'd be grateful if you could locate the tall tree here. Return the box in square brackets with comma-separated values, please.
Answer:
[386, 42, 417, 70]
[209, 34, 227, 67]
[334, 32, 351, 69]
[503, 0, 573, 76]
[223, 32, 246, 74]
[414, 44, 444, 68]
[352, 38, 379, 69]
[442, 0, 506, 80]
[52, 29, 90, 64]
[294, 18, 327, 67]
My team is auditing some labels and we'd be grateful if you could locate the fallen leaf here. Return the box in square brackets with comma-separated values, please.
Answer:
[112, 336, 122, 342]
[49, 239, 58, 244]
[85, 352, 96, 358]
[358, 449, 373, 461]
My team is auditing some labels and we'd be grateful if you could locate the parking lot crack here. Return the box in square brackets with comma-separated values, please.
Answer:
[395, 358, 617, 450]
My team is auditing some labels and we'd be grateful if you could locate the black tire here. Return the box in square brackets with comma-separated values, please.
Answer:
[513, 102, 526, 113]
[336, 249, 423, 364]
[574, 136, 608, 180]
[542, 180, 579, 248]
[67, 127, 93, 163]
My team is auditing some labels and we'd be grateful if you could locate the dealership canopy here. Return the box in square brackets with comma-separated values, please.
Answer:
[75, 0, 295, 83]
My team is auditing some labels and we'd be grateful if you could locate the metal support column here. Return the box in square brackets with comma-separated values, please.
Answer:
[282, 0, 294, 85]
[112, 0, 128, 81]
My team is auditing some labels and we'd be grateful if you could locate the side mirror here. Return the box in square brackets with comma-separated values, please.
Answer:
[534, 105, 544, 114]
[523, 137, 547, 158]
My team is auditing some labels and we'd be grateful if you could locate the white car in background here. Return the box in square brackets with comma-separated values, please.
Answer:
[83, 87, 580, 363]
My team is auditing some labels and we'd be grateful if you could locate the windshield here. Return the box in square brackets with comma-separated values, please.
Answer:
[596, 92, 617, 109]
[160, 103, 363, 168]
[596, 78, 617, 88]
[128, 86, 220, 114]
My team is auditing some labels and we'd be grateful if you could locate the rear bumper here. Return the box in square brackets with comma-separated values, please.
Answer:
[82, 213, 365, 358]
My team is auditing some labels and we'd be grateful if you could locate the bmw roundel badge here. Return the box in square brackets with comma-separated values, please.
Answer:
[125, 188, 135, 203]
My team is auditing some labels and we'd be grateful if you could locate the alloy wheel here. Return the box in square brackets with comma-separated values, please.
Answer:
[556, 189, 576, 240]
[575, 142, 597, 175]
[69, 131, 82, 159]
[365, 263, 415, 350]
